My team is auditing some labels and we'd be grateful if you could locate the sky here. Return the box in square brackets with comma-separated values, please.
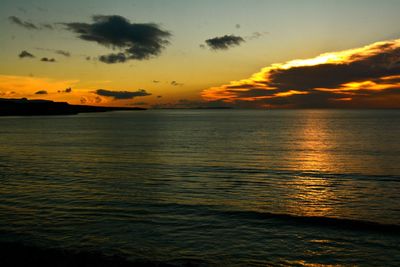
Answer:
[1, 0, 400, 108]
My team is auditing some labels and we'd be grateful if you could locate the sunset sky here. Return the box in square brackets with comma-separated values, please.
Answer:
[1, 0, 400, 108]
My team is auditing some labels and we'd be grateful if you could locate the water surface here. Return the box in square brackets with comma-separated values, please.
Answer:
[0, 110, 399, 266]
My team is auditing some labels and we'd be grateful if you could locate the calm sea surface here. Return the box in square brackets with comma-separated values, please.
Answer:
[0, 109, 399, 266]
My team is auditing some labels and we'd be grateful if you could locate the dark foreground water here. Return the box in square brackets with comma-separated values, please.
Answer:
[0, 109, 399, 266]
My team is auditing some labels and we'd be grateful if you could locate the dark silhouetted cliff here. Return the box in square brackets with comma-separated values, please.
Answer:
[0, 98, 145, 116]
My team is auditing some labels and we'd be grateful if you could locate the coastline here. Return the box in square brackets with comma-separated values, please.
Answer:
[0, 98, 145, 116]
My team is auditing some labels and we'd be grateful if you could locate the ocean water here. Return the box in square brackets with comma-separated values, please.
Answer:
[0, 109, 399, 266]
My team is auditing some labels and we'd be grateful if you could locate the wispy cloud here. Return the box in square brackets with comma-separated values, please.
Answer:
[36, 48, 71, 57]
[8, 16, 54, 30]
[202, 39, 400, 108]
[8, 16, 37, 30]
[245, 31, 268, 40]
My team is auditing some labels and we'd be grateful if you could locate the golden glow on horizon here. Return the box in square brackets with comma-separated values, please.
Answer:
[314, 77, 400, 93]
[0, 74, 102, 105]
[274, 90, 308, 97]
[0, 74, 162, 106]
[341, 79, 400, 91]
[0, 75, 79, 96]
[1, 39, 400, 108]
[333, 97, 352, 101]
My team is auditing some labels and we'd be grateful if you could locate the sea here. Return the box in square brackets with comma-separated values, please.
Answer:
[0, 109, 399, 266]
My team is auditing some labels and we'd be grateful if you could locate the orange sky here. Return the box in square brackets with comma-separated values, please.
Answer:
[1, 0, 400, 108]
[201, 39, 400, 108]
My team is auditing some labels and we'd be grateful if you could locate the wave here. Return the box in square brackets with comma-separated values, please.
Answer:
[218, 209, 400, 234]
[149, 202, 400, 234]
[195, 165, 400, 182]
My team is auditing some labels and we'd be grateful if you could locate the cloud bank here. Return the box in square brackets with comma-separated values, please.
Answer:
[202, 39, 400, 108]
[64, 15, 171, 63]
[95, 89, 151, 99]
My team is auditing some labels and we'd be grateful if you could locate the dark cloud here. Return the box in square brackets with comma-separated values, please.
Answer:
[226, 84, 259, 89]
[263, 92, 346, 108]
[41, 57, 56, 62]
[99, 53, 127, 64]
[205, 35, 245, 50]
[235, 24, 241, 29]
[35, 90, 48, 95]
[267, 45, 400, 92]
[19, 50, 35, 58]
[58, 87, 72, 93]
[64, 15, 171, 63]
[153, 80, 160, 83]
[171, 81, 184, 86]
[157, 95, 162, 98]
[9, 16, 38, 30]
[202, 39, 400, 108]
[246, 89, 400, 109]
[95, 89, 151, 99]
[227, 88, 276, 98]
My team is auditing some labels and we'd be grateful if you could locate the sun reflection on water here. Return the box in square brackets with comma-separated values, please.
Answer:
[284, 111, 340, 217]
[285, 175, 337, 217]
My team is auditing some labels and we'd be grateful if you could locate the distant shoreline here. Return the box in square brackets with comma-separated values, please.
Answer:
[1, 98, 398, 117]
[0, 98, 145, 116]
